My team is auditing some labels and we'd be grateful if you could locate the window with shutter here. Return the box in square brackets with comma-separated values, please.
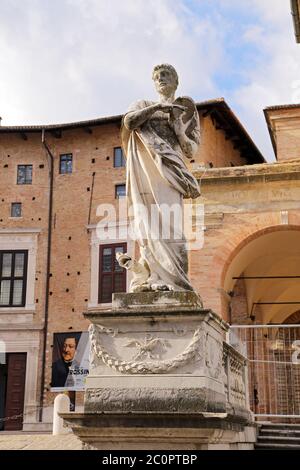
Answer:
[98, 244, 127, 303]
[0, 251, 28, 307]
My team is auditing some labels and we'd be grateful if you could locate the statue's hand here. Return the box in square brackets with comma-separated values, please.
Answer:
[169, 110, 189, 135]
[157, 103, 186, 114]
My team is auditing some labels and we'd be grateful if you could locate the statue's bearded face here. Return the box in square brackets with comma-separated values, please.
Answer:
[153, 68, 177, 96]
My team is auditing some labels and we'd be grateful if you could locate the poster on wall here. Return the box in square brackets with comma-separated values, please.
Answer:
[51, 331, 90, 391]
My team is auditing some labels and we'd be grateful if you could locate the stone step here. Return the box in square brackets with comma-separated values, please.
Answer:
[255, 442, 300, 450]
[256, 423, 300, 449]
[258, 436, 300, 443]
[259, 423, 300, 428]
[260, 429, 300, 437]
[259, 425, 300, 433]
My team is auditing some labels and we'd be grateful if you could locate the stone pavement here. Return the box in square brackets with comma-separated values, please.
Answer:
[0, 433, 82, 450]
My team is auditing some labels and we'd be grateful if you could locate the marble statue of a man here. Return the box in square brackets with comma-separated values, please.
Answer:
[120, 64, 201, 292]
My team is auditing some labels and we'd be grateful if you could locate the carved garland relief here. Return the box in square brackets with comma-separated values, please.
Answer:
[89, 323, 202, 375]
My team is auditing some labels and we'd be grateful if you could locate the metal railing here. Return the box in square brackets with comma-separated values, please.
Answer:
[229, 325, 300, 420]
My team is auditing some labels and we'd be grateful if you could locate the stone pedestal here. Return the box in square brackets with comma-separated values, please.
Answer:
[61, 292, 256, 450]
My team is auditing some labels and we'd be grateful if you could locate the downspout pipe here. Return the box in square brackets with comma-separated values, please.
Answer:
[39, 129, 54, 422]
[291, 0, 300, 43]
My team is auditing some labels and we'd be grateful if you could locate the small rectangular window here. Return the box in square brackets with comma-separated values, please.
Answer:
[0, 250, 28, 307]
[115, 184, 126, 199]
[17, 165, 32, 184]
[60, 154, 73, 174]
[11, 203, 22, 218]
[113, 147, 125, 168]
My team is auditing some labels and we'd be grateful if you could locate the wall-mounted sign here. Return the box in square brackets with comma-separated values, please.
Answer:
[51, 331, 89, 391]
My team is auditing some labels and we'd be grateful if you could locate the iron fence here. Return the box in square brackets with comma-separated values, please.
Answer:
[229, 324, 300, 420]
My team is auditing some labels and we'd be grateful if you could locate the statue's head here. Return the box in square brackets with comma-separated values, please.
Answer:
[152, 63, 178, 96]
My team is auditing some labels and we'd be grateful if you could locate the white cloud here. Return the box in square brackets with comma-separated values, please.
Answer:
[0, 0, 224, 125]
[229, 0, 300, 160]
[0, 0, 298, 163]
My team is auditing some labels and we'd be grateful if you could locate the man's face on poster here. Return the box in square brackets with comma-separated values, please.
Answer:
[62, 337, 76, 362]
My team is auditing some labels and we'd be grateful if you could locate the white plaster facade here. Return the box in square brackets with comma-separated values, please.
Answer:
[0, 229, 42, 430]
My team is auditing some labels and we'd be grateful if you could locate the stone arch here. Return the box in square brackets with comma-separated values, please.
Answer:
[217, 225, 300, 324]
[221, 225, 300, 289]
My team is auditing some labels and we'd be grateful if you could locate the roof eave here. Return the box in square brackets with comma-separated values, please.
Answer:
[197, 99, 265, 164]
[0, 98, 265, 164]
[0, 114, 123, 133]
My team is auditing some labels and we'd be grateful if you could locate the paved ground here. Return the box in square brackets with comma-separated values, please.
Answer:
[0, 433, 82, 450]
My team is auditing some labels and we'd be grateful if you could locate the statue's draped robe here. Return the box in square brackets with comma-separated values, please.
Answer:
[122, 99, 200, 291]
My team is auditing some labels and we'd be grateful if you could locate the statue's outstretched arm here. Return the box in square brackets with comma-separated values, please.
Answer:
[124, 104, 160, 130]
[124, 103, 186, 131]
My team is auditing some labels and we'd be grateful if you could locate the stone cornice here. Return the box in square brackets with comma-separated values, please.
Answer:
[0, 323, 43, 331]
[195, 161, 300, 185]
[0, 228, 42, 234]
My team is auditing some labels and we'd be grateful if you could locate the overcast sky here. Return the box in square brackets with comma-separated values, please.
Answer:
[0, 0, 299, 161]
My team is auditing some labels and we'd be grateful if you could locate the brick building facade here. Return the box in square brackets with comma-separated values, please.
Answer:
[1, 98, 300, 430]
